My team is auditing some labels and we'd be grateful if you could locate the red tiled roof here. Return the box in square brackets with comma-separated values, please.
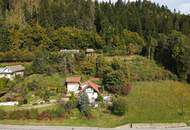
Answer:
[81, 81, 101, 93]
[66, 76, 81, 83]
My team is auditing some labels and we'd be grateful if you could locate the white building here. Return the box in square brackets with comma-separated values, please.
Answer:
[65, 76, 102, 103]
[60, 49, 80, 54]
[80, 81, 101, 103]
[65, 76, 81, 94]
[0, 101, 18, 106]
[0, 65, 25, 80]
[86, 48, 95, 56]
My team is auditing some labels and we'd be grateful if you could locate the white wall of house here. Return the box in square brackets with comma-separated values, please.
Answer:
[84, 88, 98, 103]
[67, 83, 80, 94]
[6, 74, 15, 80]
[81, 84, 87, 89]
[0, 101, 18, 106]
[15, 71, 24, 77]
[0, 74, 5, 78]
[0, 71, 24, 80]
[0, 73, 15, 80]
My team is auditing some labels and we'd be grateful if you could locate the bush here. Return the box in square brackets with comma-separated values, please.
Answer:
[37, 110, 52, 120]
[121, 84, 132, 95]
[81, 107, 92, 119]
[8, 110, 26, 120]
[28, 109, 39, 119]
[5, 109, 39, 120]
[111, 97, 127, 116]
[80, 58, 96, 76]
[102, 70, 125, 90]
[109, 84, 132, 95]
[53, 106, 65, 118]
[0, 78, 9, 92]
[64, 101, 75, 113]
[96, 94, 103, 102]
[0, 109, 6, 119]
[0, 50, 34, 62]
[18, 98, 28, 105]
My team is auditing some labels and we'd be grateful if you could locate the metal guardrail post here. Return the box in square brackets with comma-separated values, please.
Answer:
[130, 123, 133, 128]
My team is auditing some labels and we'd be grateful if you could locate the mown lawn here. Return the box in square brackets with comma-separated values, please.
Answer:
[0, 80, 190, 127]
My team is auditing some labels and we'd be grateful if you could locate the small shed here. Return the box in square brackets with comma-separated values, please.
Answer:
[65, 76, 81, 94]
[60, 49, 80, 54]
[86, 48, 95, 56]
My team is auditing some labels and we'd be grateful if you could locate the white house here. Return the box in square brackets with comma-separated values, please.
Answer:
[0, 65, 25, 80]
[80, 81, 101, 103]
[65, 76, 81, 94]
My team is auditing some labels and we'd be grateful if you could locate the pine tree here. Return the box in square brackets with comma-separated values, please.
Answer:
[0, 23, 11, 52]
[38, 0, 53, 27]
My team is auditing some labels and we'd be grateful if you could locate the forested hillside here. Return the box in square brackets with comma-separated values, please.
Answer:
[0, 0, 190, 82]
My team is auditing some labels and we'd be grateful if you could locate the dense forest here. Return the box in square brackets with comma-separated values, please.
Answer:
[0, 0, 190, 82]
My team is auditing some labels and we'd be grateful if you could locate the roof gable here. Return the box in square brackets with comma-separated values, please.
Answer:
[6, 65, 25, 73]
[0, 68, 6, 73]
[81, 81, 101, 93]
[0, 65, 25, 74]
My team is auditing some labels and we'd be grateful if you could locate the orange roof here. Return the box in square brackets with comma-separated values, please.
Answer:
[81, 81, 101, 93]
[66, 76, 81, 83]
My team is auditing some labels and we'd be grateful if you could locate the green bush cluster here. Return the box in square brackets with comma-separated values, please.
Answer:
[0, 109, 39, 120]
[0, 51, 34, 62]
[111, 97, 127, 116]
[124, 56, 177, 81]
[0, 103, 76, 120]
[103, 56, 177, 83]
[108, 84, 132, 96]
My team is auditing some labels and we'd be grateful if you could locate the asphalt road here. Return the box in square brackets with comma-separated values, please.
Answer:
[0, 125, 189, 130]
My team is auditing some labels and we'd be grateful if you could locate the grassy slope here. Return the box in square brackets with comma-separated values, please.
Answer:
[106, 55, 176, 81]
[1, 81, 190, 127]
[125, 81, 190, 123]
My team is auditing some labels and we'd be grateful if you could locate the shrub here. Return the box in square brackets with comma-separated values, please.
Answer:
[18, 98, 28, 105]
[64, 101, 75, 113]
[121, 84, 132, 95]
[0, 78, 9, 93]
[111, 97, 127, 116]
[0, 109, 6, 119]
[102, 70, 125, 90]
[80, 58, 96, 76]
[0, 50, 34, 62]
[8, 110, 25, 120]
[109, 84, 132, 96]
[37, 110, 52, 120]
[6, 109, 39, 120]
[96, 94, 103, 102]
[28, 109, 39, 119]
[53, 106, 65, 118]
[69, 93, 78, 108]
[81, 107, 92, 119]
